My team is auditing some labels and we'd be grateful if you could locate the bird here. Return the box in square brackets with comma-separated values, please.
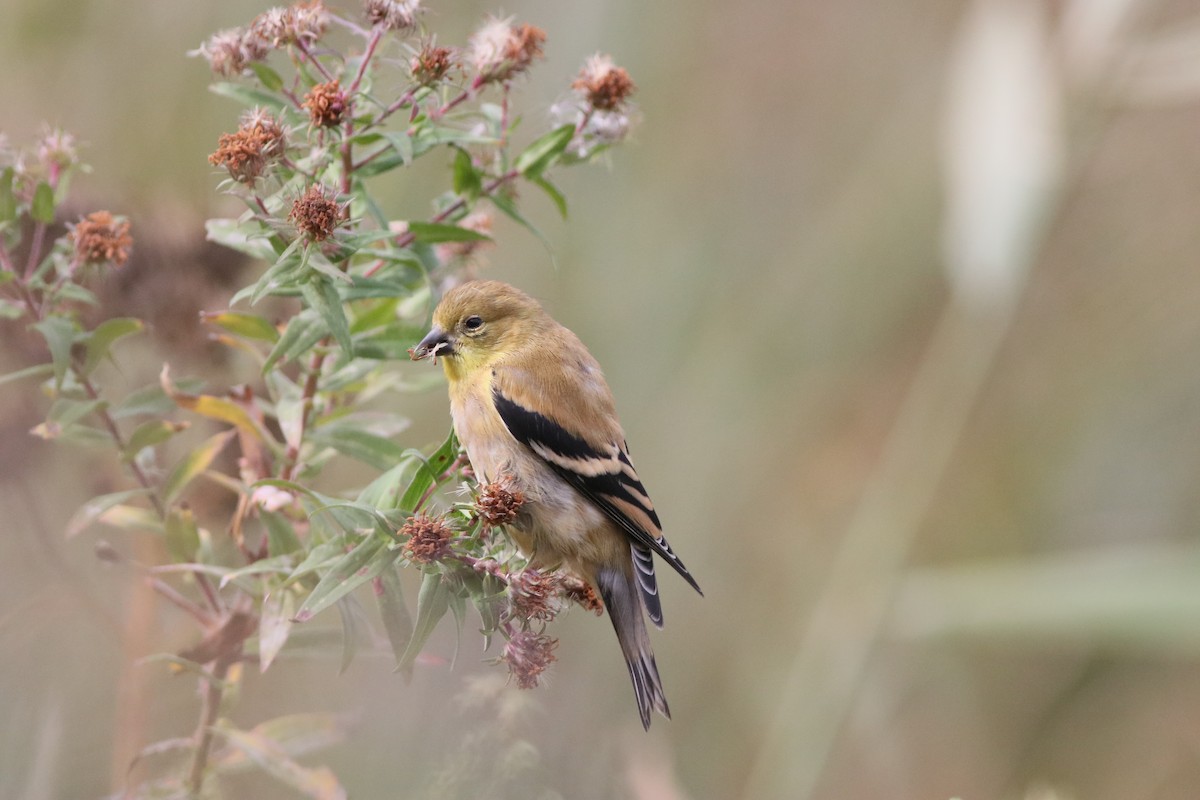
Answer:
[410, 279, 702, 729]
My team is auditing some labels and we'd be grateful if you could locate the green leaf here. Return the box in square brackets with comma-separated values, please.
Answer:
[66, 488, 153, 538]
[31, 181, 55, 223]
[405, 222, 492, 244]
[0, 167, 16, 222]
[335, 597, 361, 674]
[31, 315, 77, 389]
[300, 278, 352, 358]
[112, 378, 205, 419]
[263, 308, 327, 373]
[395, 571, 450, 674]
[452, 148, 482, 199]
[309, 425, 407, 471]
[292, 534, 394, 623]
[532, 175, 568, 219]
[214, 722, 346, 800]
[356, 455, 420, 510]
[203, 311, 280, 343]
[249, 62, 285, 92]
[209, 81, 289, 111]
[376, 562, 413, 671]
[259, 586, 296, 672]
[124, 420, 189, 458]
[515, 124, 575, 178]
[262, 511, 303, 557]
[164, 507, 201, 563]
[398, 429, 459, 512]
[83, 317, 144, 374]
[0, 363, 55, 388]
[286, 540, 345, 585]
[206, 218, 280, 261]
[162, 429, 236, 505]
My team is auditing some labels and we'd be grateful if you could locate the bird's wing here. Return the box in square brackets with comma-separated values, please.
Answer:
[491, 366, 702, 599]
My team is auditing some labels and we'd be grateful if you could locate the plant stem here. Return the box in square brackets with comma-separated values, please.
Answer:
[363, 169, 520, 278]
[185, 653, 236, 796]
[280, 347, 327, 481]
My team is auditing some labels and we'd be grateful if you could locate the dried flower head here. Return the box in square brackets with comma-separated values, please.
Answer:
[289, 185, 342, 241]
[36, 127, 79, 172]
[563, 576, 604, 615]
[572, 54, 636, 112]
[507, 568, 565, 623]
[550, 53, 640, 159]
[435, 210, 493, 268]
[208, 110, 287, 184]
[467, 16, 545, 83]
[303, 80, 348, 127]
[365, 0, 422, 32]
[71, 211, 133, 267]
[411, 41, 455, 85]
[400, 513, 453, 563]
[192, 28, 269, 77]
[502, 630, 558, 689]
[252, 1, 328, 48]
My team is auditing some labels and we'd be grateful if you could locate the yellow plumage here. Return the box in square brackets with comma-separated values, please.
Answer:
[412, 280, 701, 729]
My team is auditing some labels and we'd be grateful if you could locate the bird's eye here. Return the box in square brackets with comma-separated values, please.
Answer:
[463, 315, 484, 332]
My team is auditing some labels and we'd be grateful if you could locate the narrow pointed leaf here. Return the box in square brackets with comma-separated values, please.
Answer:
[162, 429, 236, 505]
[396, 571, 450, 674]
[292, 535, 393, 623]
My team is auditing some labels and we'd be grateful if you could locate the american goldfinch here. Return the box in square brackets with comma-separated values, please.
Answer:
[411, 280, 702, 729]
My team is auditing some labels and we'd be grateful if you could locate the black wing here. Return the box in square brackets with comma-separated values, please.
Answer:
[493, 387, 703, 598]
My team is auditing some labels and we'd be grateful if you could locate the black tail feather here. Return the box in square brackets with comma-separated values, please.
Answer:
[597, 566, 669, 730]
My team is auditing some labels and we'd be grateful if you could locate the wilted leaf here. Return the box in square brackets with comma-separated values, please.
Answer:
[203, 311, 280, 343]
[162, 429, 236, 505]
[161, 364, 266, 441]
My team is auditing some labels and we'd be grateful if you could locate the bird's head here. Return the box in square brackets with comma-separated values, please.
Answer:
[410, 280, 544, 379]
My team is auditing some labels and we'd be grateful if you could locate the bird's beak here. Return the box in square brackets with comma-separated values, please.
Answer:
[410, 326, 455, 362]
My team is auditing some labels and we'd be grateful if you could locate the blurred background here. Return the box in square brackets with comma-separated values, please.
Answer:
[4, 0, 1200, 798]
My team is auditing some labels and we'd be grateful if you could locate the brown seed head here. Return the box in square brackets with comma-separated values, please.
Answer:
[208, 111, 286, 184]
[411, 42, 455, 85]
[572, 54, 636, 112]
[303, 80, 348, 127]
[289, 185, 341, 241]
[400, 513, 453, 564]
[193, 28, 269, 77]
[71, 211, 133, 267]
[507, 568, 565, 623]
[252, 1, 329, 48]
[562, 576, 604, 615]
[475, 476, 524, 527]
[364, 0, 422, 32]
[468, 17, 545, 83]
[502, 630, 558, 689]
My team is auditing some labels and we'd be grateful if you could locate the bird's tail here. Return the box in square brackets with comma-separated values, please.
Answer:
[596, 565, 670, 730]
